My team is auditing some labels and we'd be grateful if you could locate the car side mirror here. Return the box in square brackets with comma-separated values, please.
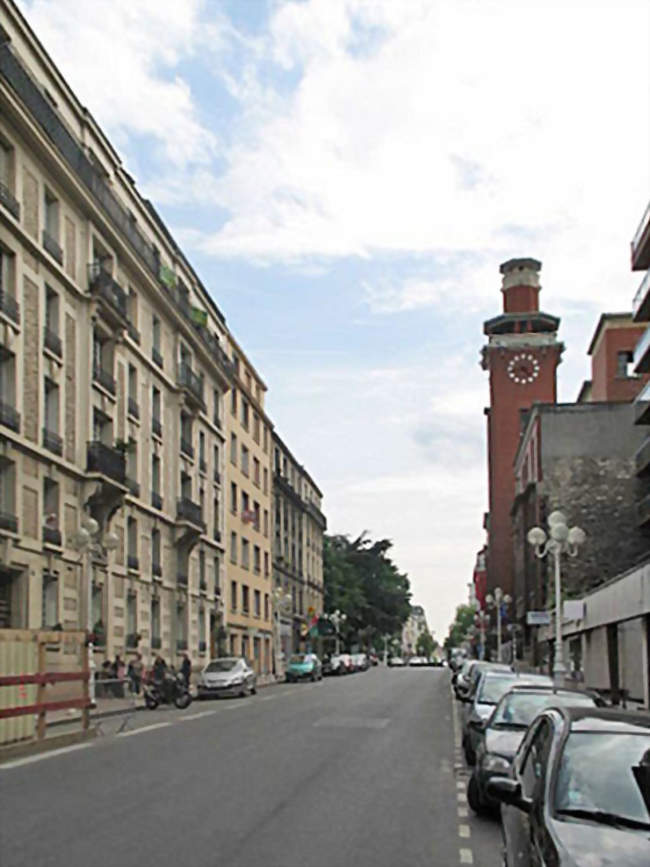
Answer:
[486, 777, 532, 814]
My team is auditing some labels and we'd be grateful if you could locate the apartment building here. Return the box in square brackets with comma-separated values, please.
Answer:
[224, 342, 274, 674]
[0, 1, 232, 667]
[631, 200, 650, 527]
[272, 432, 326, 657]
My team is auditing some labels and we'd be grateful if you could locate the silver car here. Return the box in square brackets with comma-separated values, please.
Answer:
[196, 657, 257, 699]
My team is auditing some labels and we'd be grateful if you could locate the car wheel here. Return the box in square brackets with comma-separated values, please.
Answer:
[251, 685, 257, 695]
[467, 774, 487, 816]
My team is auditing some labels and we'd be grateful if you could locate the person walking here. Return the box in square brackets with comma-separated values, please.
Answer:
[180, 653, 191, 689]
[128, 653, 143, 695]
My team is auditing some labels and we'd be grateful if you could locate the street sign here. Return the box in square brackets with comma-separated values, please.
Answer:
[526, 611, 551, 626]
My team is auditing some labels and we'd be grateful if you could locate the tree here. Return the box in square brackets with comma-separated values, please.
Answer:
[415, 630, 436, 659]
[324, 533, 412, 650]
[444, 604, 476, 650]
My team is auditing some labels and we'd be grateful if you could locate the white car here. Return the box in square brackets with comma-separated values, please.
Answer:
[408, 656, 429, 666]
[389, 656, 406, 667]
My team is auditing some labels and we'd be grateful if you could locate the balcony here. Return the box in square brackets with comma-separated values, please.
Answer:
[152, 561, 162, 578]
[634, 436, 650, 475]
[93, 364, 116, 395]
[152, 636, 162, 650]
[198, 640, 207, 654]
[636, 491, 650, 527]
[0, 400, 20, 432]
[177, 362, 205, 412]
[127, 555, 139, 572]
[634, 326, 650, 375]
[86, 441, 126, 485]
[633, 269, 650, 323]
[177, 573, 188, 588]
[176, 497, 205, 531]
[200, 579, 207, 593]
[43, 327, 62, 358]
[631, 201, 650, 271]
[127, 397, 140, 420]
[42, 427, 63, 456]
[126, 477, 140, 498]
[126, 321, 140, 344]
[43, 525, 62, 547]
[0, 291, 20, 325]
[42, 229, 63, 265]
[152, 417, 162, 439]
[635, 381, 650, 425]
[126, 633, 139, 649]
[152, 347, 163, 369]
[0, 181, 19, 220]
[176, 638, 188, 651]
[0, 511, 18, 533]
[151, 490, 163, 510]
[88, 262, 128, 326]
[180, 437, 194, 459]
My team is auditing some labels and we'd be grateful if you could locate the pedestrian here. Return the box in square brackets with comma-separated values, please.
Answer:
[128, 653, 143, 695]
[180, 653, 191, 688]
[152, 655, 167, 683]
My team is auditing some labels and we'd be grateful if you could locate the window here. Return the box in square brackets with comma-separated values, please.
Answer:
[127, 517, 138, 566]
[230, 580, 237, 611]
[230, 433, 237, 465]
[230, 482, 237, 514]
[263, 510, 269, 537]
[151, 597, 160, 645]
[263, 425, 268, 453]
[199, 431, 206, 466]
[241, 538, 250, 570]
[152, 529, 161, 574]
[45, 285, 59, 341]
[253, 545, 261, 574]
[43, 187, 59, 241]
[199, 605, 206, 647]
[241, 398, 249, 430]
[0, 248, 16, 303]
[253, 414, 260, 443]
[152, 315, 162, 366]
[152, 387, 161, 433]
[213, 444, 220, 480]
[264, 594, 269, 621]
[241, 445, 249, 476]
[43, 377, 59, 439]
[0, 138, 15, 197]
[263, 468, 268, 495]
[242, 584, 250, 614]
[213, 388, 220, 426]
[232, 354, 240, 377]
[231, 387, 237, 415]
[616, 350, 634, 378]
[230, 532, 237, 564]
[42, 572, 58, 628]
[0, 342, 17, 422]
[126, 592, 137, 644]
[152, 455, 161, 496]
[241, 491, 250, 518]
[254, 589, 261, 617]
[127, 289, 138, 332]
[213, 556, 221, 595]
[253, 458, 260, 486]
[199, 548, 206, 587]
[264, 551, 269, 577]
[0, 459, 16, 524]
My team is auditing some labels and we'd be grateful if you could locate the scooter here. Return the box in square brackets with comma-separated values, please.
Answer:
[144, 671, 192, 710]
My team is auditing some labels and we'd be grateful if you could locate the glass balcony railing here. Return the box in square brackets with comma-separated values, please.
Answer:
[633, 326, 650, 375]
[632, 201, 650, 267]
[633, 269, 650, 322]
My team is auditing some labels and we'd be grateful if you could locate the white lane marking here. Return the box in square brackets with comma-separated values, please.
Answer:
[117, 722, 171, 737]
[456, 781, 466, 790]
[178, 710, 217, 721]
[459, 849, 474, 864]
[457, 807, 468, 819]
[0, 742, 93, 769]
[457, 791, 467, 804]
[458, 825, 470, 838]
[260, 695, 277, 702]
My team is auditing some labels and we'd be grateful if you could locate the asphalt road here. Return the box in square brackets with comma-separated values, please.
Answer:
[0, 667, 502, 867]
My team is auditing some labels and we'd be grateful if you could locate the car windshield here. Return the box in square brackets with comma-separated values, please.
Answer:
[477, 675, 518, 704]
[491, 692, 597, 727]
[205, 660, 238, 673]
[554, 732, 650, 826]
[289, 654, 307, 664]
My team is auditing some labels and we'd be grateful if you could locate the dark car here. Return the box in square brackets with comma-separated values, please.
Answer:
[488, 707, 650, 866]
[461, 669, 552, 764]
[468, 685, 603, 815]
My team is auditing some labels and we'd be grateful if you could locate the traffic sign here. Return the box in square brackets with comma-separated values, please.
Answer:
[526, 611, 551, 626]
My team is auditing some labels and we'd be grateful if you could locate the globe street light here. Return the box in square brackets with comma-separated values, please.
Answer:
[527, 511, 586, 687]
[72, 516, 119, 705]
[485, 587, 512, 662]
[329, 609, 347, 656]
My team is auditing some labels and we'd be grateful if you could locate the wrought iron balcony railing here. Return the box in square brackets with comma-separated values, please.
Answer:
[126, 477, 140, 498]
[0, 511, 18, 533]
[0, 400, 20, 432]
[126, 321, 140, 344]
[42, 427, 63, 456]
[151, 636, 162, 650]
[43, 326, 62, 357]
[152, 417, 162, 438]
[152, 347, 163, 369]
[0, 291, 20, 325]
[86, 440, 126, 484]
[88, 261, 128, 320]
[177, 573, 188, 587]
[42, 229, 63, 265]
[151, 490, 163, 510]
[0, 181, 19, 220]
[127, 397, 140, 419]
[177, 362, 205, 406]
[93, 364, 116, 395]
[127, 555, 139, 571]
[176, 638, 188, 651]
[152, 561, 162, 577]
[180, 437, 194, 459]
[176, 497, 205, 530]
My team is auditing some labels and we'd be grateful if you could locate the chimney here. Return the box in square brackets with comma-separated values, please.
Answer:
[500, 257, 542, 314]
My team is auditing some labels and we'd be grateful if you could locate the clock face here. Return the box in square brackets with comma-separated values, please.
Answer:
[507, 353, 540, 384]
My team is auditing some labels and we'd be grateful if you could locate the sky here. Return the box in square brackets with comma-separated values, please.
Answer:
[18, 0, 650, 642]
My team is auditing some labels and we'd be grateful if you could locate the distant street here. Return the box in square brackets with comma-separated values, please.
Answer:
[1, 668, 501, 867]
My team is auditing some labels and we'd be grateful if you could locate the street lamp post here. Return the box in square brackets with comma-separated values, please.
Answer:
[71, 516, 119, 705]
[527, 511, 586, 688]
[485, 587, 512, 662]
[474, 610, 490, 661]
[329, 609, 347, 655]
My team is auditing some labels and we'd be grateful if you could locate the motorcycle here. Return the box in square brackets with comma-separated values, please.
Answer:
[144, 670, 192, 710]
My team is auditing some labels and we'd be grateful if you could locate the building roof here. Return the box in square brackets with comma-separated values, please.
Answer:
[586, 312, 635, 356]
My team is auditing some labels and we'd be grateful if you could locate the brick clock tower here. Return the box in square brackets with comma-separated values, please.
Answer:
[482, 258, 563, 599]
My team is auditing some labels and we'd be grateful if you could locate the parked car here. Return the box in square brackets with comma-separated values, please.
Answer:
[461, 670, 552, 764]
[408, 656, 429, 666]
[488, 707, 650, 866]
[196, 657, 257, 699]
[468, 685, 604, 815]
[369, 653, 379, 666]
[286, 653, 323, 682]
[388, 656, 406, 667]
[323, 654, 349, 676]
[453, 658, 474, 697]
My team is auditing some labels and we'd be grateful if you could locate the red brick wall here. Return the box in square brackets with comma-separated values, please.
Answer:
[591, 325, 649, 402]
